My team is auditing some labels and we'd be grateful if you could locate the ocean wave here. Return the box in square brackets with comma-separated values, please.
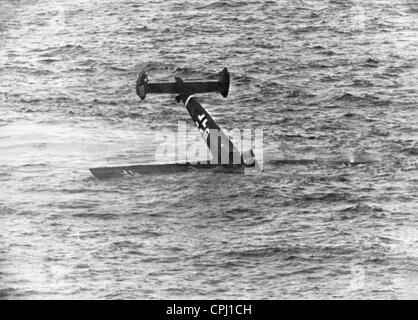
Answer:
[335, 93, 391, 106]
[197, 0, 252, 10]
[37, 44, 87, 56]
[72, 213, 117, 220]
[225, 246, 283, 259]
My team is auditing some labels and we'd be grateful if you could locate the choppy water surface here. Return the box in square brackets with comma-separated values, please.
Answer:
[1, 0, 418, 299]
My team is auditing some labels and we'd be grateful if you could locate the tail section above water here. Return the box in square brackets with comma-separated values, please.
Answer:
[136, 68, 230, 100]
[176, 94, 241, 165]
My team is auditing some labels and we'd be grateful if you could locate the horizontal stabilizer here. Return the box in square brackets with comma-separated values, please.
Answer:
[136, 68, 230, 100]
